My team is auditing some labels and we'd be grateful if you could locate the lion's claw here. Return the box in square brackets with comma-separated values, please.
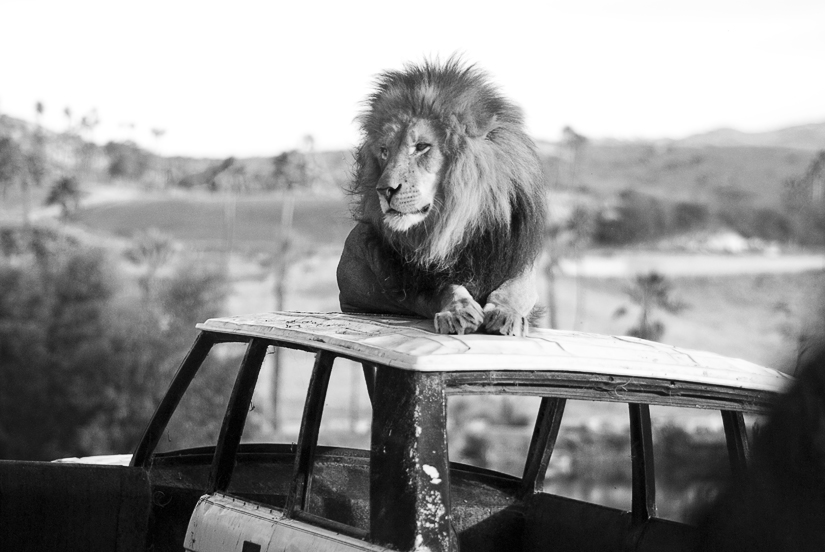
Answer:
[434, 297, 484, 335]
[483, 303, 529, 336]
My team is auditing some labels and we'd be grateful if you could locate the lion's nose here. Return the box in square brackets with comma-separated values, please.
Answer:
[377, 183, 400, 202]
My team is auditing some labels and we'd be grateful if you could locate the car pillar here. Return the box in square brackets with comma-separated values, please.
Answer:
[371, 367, 454, 551]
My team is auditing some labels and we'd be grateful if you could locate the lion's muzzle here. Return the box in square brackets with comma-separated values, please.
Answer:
[376, 164, 436, 231]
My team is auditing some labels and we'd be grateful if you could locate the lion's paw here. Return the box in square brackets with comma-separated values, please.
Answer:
[482, 303, 529, 337]
[434, 297, 484, 335]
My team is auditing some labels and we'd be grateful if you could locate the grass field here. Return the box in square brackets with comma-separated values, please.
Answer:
[565, 271, 824, 369]
[74, 190, 354, 253]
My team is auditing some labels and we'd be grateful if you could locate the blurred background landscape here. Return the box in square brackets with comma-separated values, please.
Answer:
[2, 0, 824, 524]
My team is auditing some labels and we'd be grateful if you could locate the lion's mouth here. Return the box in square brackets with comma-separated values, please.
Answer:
[387, 204, 431, 217]
[383, 204, 432, 232]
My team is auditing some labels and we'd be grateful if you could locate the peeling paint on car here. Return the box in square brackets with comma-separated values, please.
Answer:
[422, 464, 442, 484]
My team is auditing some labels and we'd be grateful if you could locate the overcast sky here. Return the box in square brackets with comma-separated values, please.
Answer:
[1, 0, 823, 158]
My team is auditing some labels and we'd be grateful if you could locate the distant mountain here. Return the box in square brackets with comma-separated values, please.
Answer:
[675, 122, 825, 151]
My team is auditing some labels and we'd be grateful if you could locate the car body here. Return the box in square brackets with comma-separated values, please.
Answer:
[0, 311, 792, 552]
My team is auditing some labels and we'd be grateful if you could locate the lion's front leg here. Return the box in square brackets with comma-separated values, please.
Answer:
[482, 268, 538, 337]
[432, 285, 484, 335]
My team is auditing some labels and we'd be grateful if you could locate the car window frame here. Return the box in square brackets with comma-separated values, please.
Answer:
[445, 373, 759, 530]
[282, 350, 372, 539]
[131, 331, 244, 468]
[132, 329, 765, 549]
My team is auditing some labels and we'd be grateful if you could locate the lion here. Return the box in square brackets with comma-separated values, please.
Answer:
[336, 59, 546, 336]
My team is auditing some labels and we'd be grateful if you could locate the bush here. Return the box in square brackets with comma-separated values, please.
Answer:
[673, 201, 710, 232]
[716, 206, 793, 242]
[0, 225, 229, 459]
[594, 190, 668, 245]
[104, 140, 151, 180]
[0, 239, 114, 459]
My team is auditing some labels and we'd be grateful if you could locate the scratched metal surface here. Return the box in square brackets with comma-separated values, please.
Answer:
[197, 312, 792, 393]
[184, 493, 391, 552]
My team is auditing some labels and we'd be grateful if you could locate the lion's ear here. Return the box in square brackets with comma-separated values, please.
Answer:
[449, 113, 499, 140]
[468, 114, 499, 140]
[478, 114, 500, 140]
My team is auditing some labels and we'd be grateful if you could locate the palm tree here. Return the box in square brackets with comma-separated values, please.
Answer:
[125, 229, 175, 296]
[545, 204, 595, 329]
[78, 109, 99, 177]
[269, 137, 315, 429]
[614, 271, 686, 341]
[270, 178, 296, 430]
[21, 101, 48, 225]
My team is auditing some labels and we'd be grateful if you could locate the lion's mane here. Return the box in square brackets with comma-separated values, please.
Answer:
[349, 59, 546, 303]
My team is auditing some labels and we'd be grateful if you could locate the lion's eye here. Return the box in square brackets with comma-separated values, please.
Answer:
[415, 143, 431, 154]
[379, 147, 389, 161]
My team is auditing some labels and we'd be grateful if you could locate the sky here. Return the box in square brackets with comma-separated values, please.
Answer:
[1, 0, 824, 158]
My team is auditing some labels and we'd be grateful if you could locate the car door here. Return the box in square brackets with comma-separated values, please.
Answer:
[183, 344, 393, 552]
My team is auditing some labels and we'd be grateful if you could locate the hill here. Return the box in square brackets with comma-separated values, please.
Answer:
[3, 111, 823, 224]
[538, 121, 825, 206]
[674, 122, 825, 151]
[563, 141, 815, 207]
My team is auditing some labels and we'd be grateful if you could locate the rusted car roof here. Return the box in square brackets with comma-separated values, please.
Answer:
[197, 311, 791, 394]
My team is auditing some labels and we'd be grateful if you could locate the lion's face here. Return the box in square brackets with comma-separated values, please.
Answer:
[352, 59, 546, 271]
[373, 119, 445, 232]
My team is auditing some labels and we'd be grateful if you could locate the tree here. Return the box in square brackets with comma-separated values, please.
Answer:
[545, 204, 596, 329]
[19, 102, 49, 223]
[0, 224, 231, 459]
[125, 228, 175, 296]
[77, 109, 100, 178]
[0, 235, 115, 459]
[594, 190, 668, 245]
[0, 136, 24, 200]
[104, 140, 151, 180]
[157, 262, 228, 335]
[269, 189, 296, 430]
[0, 134, 36, 226]
[567, 206, 597, 330]
[25, 146, 47, 190]
[272, 150, 309, 190]
[150, 128, 167, 187]
[45, 175, 82, 219]
[29, 101, 47, 189]
[268, 141, 317, 427]
[561, 126, 588, 188]
[673, 201, 710, 233]
[79, 262, 231, 453]
[781, 151, 825, 245]
[614, 271, 687, 341]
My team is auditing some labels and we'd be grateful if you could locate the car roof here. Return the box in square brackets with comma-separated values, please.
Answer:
[197, 311, 792, 394]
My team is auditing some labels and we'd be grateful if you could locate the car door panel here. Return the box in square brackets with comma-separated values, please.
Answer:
[185, 493, 392, 552]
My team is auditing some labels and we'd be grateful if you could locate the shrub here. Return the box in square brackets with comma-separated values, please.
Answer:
[0, 225, 230, 459]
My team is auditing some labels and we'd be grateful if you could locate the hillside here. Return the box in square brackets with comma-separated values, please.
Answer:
[675, 122, 825, 151]
[562, 142, 816, 207]
[3, 111, 823, 218]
